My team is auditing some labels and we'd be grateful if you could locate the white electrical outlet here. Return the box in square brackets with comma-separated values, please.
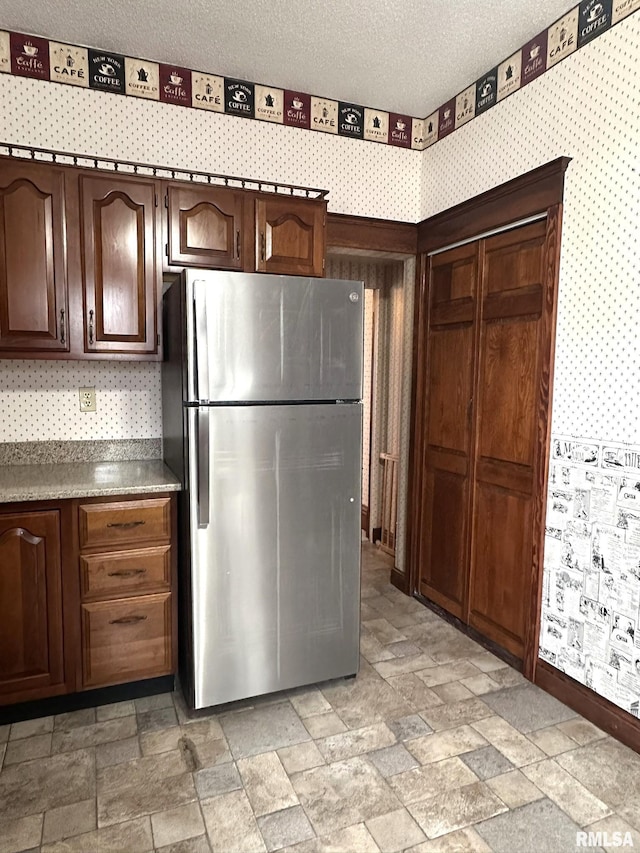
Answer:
[79, 387, 97, 412]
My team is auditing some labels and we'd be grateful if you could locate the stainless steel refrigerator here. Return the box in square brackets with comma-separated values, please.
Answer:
[162, 269, 363, 709]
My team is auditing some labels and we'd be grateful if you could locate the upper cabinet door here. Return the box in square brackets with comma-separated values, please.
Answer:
[255, 197, 326, 277]
[80, 174, 159, 355]
[167, 185, 243, 269]
[0, 161, 69, 353]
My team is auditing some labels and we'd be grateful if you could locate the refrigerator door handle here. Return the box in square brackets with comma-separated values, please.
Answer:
[194, 282, 209, 402]
[197, 407, 210, 527]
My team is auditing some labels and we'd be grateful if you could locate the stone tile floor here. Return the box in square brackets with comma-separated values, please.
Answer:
[2, 543, 640, 852]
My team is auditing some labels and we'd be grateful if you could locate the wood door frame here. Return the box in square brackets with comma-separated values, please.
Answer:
[326, 225, 416, 591]
[406, 157, 570, 681]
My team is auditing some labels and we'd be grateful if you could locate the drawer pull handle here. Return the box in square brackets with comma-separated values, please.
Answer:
[106, 521, 146, 530]
[107, 569, 147, 578]
[88, 309, 95, 345]
[109, 615, 147, 625]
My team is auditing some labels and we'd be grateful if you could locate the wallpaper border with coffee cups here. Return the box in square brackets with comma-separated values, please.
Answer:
[0, 0, 637, 151]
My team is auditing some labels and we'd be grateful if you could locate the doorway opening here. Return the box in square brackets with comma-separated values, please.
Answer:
[326, 252, 415, 577]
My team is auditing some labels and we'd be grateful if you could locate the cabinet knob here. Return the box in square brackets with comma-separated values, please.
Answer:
[59, 308, 65, 345]
[88, 309, 95, 345]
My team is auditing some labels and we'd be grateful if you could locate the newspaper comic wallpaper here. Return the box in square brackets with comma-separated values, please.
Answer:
[540, 436, 640, 717]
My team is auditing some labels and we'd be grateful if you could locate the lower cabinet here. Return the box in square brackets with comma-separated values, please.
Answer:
[0, 509, 66, 702]
[78, 495, 175, 690]
[0, 493, 177, 707]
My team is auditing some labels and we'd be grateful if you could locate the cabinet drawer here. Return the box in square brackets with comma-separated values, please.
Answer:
[79, 498, 171, 549]
[81, 593, 172, 688]
[80, 546, 171, 601]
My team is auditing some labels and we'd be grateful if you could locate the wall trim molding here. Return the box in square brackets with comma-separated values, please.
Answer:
[417, 157, 571, 253]
[327, 213, 417, 255]
[390, 566, 409, 594]
[535, 660, 640, 753]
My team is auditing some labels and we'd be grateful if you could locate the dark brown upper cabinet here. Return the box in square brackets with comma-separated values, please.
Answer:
[80, 174, 160, 356]
[255, 196, 325, 277]
[0, 156, 329, 361]
[0, 161, 70, 354]
[166, 184, 244, 270]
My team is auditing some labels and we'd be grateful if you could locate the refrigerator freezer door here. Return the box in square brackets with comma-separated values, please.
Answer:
[186, 271, 363, 403]
[187, 403, 362, 709]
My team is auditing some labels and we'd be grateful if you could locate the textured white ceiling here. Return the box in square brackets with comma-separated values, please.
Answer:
[1, 0, 575, 116]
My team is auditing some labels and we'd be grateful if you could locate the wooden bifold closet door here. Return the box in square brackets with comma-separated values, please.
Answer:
[417, 243, 478, 619]
[417, 217, 556, 664]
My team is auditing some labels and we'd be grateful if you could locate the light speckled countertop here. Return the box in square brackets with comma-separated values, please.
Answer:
[0, 459, 181, 503]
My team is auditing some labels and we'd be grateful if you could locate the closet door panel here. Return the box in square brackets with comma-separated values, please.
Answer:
[427, 325, 474, 452]
[418, 244, 478, 617]
[478, 319, 538, 466]
[420, 465, 468, 614]
[468, 220, 546, 659]
[470, 484, 532, 657]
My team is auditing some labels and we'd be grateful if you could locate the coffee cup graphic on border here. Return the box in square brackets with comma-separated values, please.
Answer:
[396, 119, 406, 130]
[292, 96, 303, 109]
[169, 73, 183, 85]
[100, 63, 115, 76]
[23, 42, 38, 56]
[587, 2, 604, 21]
[443, 109, 451, 120]
[232, 89, 247, 102]
[530, 43, 541, 59]
[345, 112, 357, 124]
[481, 82, 492, 97]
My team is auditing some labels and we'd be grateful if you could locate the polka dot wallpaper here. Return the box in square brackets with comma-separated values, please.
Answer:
[0, 74, 423, 222]
[0, 360, 162, 441]
[421, 14, 640, 446]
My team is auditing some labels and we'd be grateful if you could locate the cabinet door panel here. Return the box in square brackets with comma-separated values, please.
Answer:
[80, 545, 171, 601]
[78, 497, 171, 550]
[0, 510, 64, 699]
[81, 593, 172, 688]
[256, 197, 325, 277]
[0, 162, 69, 352]
[168, 185, 243, 269]
[81, 175, 158, 354]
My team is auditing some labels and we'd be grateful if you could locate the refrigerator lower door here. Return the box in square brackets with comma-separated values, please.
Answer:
[187, 403, 362, 709]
